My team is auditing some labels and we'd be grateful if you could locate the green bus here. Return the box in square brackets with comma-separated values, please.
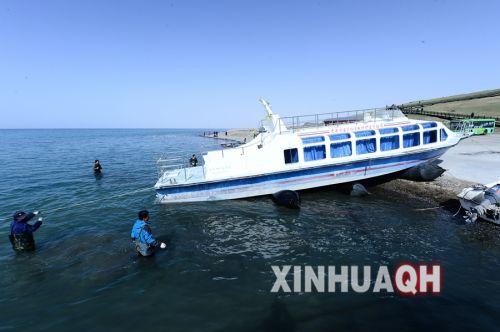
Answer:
[449, 118, 496, 135]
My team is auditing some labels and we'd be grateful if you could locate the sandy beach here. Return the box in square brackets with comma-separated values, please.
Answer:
[439, 133, 500, 185]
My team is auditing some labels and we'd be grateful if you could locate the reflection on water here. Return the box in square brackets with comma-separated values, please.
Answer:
[202, 214, 297, 259]
[0, 129, 499, 331]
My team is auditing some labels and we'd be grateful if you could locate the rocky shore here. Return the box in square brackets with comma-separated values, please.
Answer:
[377, 175, 473, 206]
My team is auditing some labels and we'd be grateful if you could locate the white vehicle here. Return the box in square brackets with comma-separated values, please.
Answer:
[155, 99, 461, 203]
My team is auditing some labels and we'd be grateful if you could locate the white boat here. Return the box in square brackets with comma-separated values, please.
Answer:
[457, 180, 500, 225]
[155, 99, 462, 203]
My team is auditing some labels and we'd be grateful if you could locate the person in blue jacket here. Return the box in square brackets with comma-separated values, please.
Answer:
[9, 210, 43, 252]
[130, 210, 166, 256]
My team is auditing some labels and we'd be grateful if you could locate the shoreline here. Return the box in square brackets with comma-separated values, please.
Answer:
[377, 174, 474, 206]
[201, 129, 257, 144]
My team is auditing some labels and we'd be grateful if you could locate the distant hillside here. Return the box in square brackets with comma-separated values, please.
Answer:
[400, 89, 500, 121]
[400, 89, 500, 108]
[425, 95, 500, 118]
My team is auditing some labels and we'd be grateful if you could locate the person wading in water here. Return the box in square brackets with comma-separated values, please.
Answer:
[9, 211, 43, 252]
[130, 210, 166, 257]
[94, 160, 103, 174]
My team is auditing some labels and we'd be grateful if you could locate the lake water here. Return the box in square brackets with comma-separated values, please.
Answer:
[0, 129, 498, 331]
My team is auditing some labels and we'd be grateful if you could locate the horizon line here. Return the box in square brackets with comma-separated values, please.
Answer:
[0, 127, 248, 130]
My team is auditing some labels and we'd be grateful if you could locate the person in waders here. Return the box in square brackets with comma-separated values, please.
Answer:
[94, 159, 102, 174]
[130, 210, 166, 257]
[9, 211, 43, 252]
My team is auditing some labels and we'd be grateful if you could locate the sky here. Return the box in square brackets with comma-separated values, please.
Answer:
[1, 0, 499, 128]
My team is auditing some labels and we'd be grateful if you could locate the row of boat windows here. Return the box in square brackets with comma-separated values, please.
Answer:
[284, 127, 448, 164]
[301, 122, 439, 145]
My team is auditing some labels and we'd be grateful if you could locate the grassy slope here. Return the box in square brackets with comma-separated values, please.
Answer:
[424, 95, 500, 118]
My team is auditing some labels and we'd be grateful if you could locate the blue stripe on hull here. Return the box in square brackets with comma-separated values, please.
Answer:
[157, 147, 448, 196]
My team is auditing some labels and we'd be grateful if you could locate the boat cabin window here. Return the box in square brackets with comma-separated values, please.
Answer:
[304, 145, 326, 161]
[329, 133, 350, 141]
[423, 130, 438, 144]
[302, 136, 325, 144]
[402, 124, 420, 132]
[440, 129, 448, 141]
[356, 138, 377, 155]
[403, 132, 420, 148]
[331, 142, 352, 158]
[283, 148, 299, 164]
[354, 130, 376, 137]
[422, 122, 437, 129]
[380, 135, 400, 151]
[379, 127, 399, 135]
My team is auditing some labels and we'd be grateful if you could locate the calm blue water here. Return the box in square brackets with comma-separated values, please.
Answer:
[0, 129, 499, 331]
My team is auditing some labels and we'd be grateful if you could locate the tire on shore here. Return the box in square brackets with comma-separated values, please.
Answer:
[399, 161, 445, 182]
[271, 190, 301, 209]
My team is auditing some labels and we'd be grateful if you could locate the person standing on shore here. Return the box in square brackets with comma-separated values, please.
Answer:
[9, 211, 43, 252]
[130, 210, 166, 257]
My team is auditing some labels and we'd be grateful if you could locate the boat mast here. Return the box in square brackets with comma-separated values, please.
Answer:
[259, 98, 274, 118]
[259, 98, 286, 133]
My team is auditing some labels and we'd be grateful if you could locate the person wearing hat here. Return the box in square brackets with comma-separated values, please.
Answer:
[130, 210, 166, 257]
[9, 211, 43, 252]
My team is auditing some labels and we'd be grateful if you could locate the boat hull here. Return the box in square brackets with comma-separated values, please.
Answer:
[156, 146, 451, 203]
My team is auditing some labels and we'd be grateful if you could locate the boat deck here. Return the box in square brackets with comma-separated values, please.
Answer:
[267, 108, 406, 133]
[157, 165, 206, 186]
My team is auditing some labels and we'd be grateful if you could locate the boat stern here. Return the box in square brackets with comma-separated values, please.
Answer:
[155, 165, 208, 203]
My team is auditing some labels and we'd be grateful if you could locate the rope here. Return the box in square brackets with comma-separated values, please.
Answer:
[44, 187, 153, 214]
[414, 206, 442, 211]
[452, 205, 462, 217]
[1, 187, 153, 221]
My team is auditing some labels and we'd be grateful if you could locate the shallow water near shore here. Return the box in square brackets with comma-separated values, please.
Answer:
[0, 129, 499, 331]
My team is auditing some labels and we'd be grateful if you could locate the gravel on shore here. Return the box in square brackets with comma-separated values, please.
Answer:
[376, 175, 474, 206]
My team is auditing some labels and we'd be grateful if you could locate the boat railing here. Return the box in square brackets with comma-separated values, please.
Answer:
[157, 157, 182, 176]
[261, 107, 406, 133]
[156, 156, 206, 182]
